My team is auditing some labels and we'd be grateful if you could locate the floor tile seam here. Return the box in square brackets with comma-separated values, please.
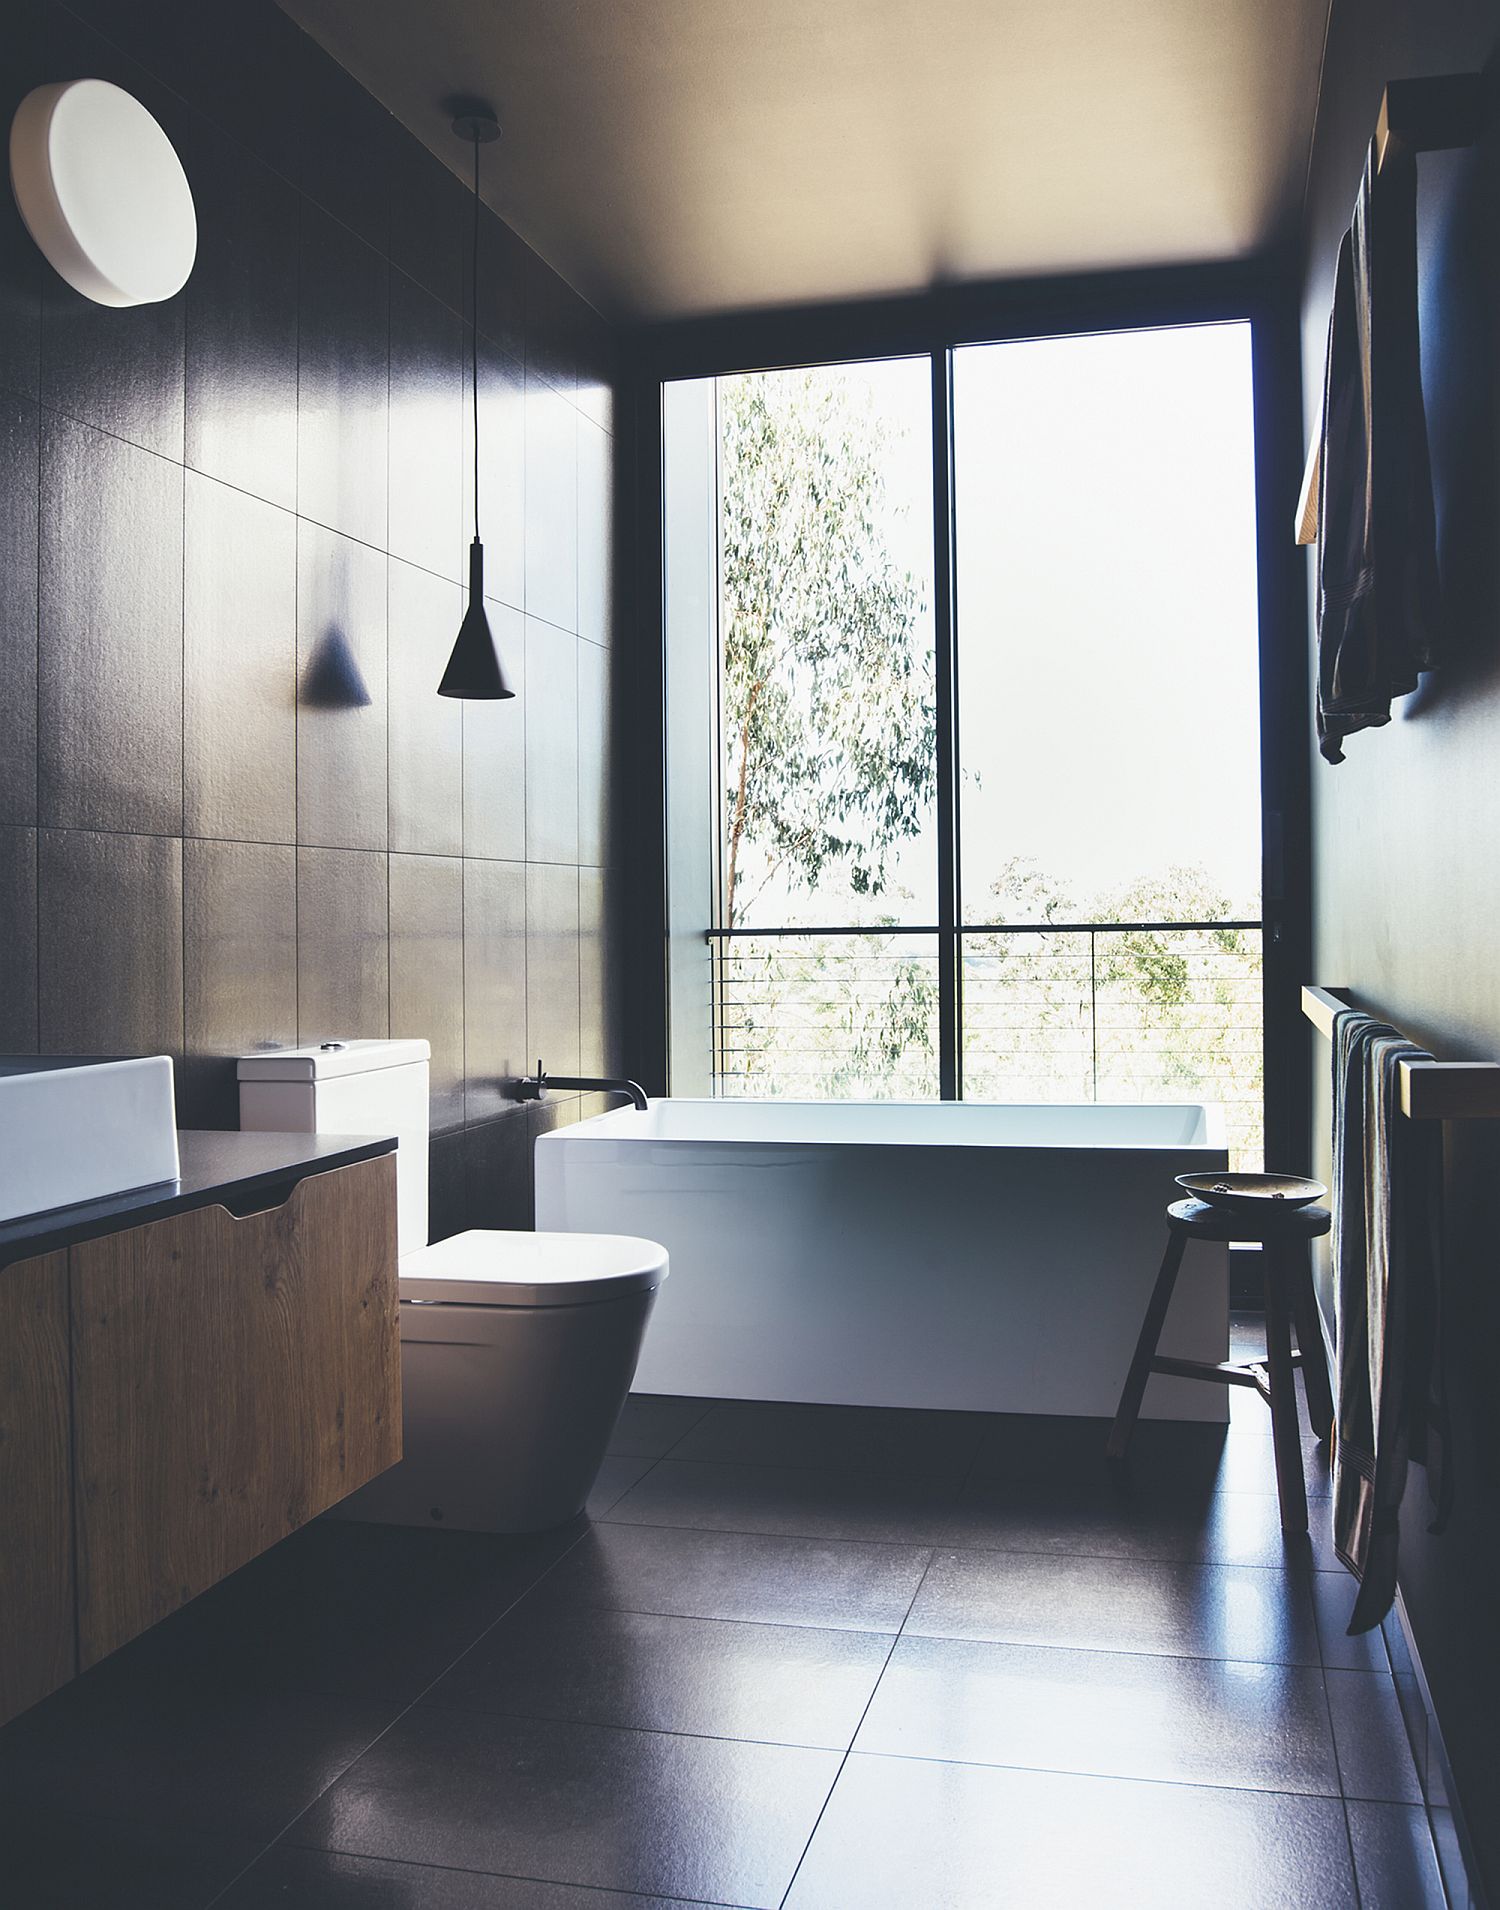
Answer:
[654, 1397, 733, 1458]
[409, 1692, 865, 1756]
[517, 1595, 906, 1640]
[592, 1512, 940, 1553]
[898, 1624, 1323, 1670]
[590, 1452, 671, 1516]
[834, 1743, 1363, 1812]
[199, 1524, 598, 1910]
[777, 1549, 941, 1909]
[450, 1601, 899, 1648]
[193, 1702, 423, 1910]
[1340, 1796, 1368, 1910]
[838, 1740, 1349, 1802]
[875, 1632, 1359, 1678]
[270, 1833, 755, 1908]
[931, 1530, 1340, 1573]
[635, 1453, 972, 1484]
[599, 1509, 1339, 1573]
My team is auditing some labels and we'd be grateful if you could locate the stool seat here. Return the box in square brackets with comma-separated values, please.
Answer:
[1167, 1197, 1331, 1244]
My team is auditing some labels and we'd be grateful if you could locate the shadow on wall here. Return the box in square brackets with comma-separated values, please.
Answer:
[300, 626, 374, 708]
[1406, 109, 1500, 715]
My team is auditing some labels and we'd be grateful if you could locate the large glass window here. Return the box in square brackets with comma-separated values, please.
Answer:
[954, 325, 1263, 1163]
[664, 323, 1265, 1161]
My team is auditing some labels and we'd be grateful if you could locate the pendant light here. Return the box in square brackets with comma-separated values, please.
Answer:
[438, 103, 514, 700]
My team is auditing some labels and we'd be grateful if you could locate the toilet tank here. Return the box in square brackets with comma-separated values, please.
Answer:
[237, 1039, 431, 1254]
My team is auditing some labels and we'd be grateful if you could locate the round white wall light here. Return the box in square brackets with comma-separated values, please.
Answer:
[9, 79, 197, 308]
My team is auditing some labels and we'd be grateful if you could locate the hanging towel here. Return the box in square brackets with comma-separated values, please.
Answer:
[1315, 139, 1441, 763]
[1330, 1009, 1450, 1632]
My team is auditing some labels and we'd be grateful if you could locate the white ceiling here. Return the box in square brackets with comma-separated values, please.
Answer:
[280, 0, 1331, 321]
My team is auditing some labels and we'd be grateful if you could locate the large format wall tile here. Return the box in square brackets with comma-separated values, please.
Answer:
[297, 522, 388, 851]
[525, 620, 579, 865]
[462, 602, 526, 862]
[292, 29, 395, 254]
[389, 141, 466, 318]
[184, 838, 297, 1059]
[527, 861, 581, 1075]
[577, 414, 614, 648]
[184, 131, 299, 511]
[296, 847, 390, 1044]
[389, 852, 465, 1132]
[388, 560, 463, 856]
[184, 474, 297, 844]
[464, 858, 527, 1121]
[579, 866, 623, 1078]
[0, 394, 38, 826]
[297, 205, 389, 550]
[38, 829, 184, 1055]
[38, 415, 184, 836]
[576, 637, 611, 867]
[524, 377, 579, 635]
[388, 271, 464, 583]
[464, 335, 526, 614]
[525, 253, 582, 399]
[470, 208, 528, 370]
[0, 826, 38, 1051]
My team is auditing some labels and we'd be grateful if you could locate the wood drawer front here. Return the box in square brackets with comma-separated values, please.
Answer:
[71, 1155, 400, 1667]
[0, 1251, 74, 1725]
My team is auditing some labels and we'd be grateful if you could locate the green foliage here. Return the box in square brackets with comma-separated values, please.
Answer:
[718, 368, 935, 927]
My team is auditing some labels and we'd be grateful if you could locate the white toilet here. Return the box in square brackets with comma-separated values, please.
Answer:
[237, 1038, 667, 1534]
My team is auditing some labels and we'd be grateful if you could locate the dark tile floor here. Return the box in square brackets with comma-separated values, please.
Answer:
[0, 1316, 1448, 1908]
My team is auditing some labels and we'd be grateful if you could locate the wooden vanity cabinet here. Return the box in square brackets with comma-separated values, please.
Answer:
[70, 1154, 401, 1667]
[0, 1151, 400, 1719]
[0, 1250, 75, 1722]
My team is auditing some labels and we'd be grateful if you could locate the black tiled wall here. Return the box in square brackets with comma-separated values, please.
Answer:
[0, 0, 625, 1234]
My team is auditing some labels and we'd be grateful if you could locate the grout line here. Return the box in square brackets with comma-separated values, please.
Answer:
[272, 1837, 752, 1910]
[812, 1740, 1357, 1806]
[199, 1521, 596, 1909]
[776, 1548, 937, 1908]
[414, 1690, 874, 1758]
[592, 1499, 1347, 1576]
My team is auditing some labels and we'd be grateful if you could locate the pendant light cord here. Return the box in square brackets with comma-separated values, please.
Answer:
[471, 130, 481, 541]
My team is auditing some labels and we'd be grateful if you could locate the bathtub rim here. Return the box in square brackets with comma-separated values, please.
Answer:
[538, 1095, 1230, 1154]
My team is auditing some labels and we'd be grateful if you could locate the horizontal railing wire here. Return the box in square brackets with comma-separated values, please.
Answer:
[707, 920, 1265, 1166]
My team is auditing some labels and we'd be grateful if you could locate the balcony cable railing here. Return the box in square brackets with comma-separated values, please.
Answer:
[705, 918, 1265, 1167]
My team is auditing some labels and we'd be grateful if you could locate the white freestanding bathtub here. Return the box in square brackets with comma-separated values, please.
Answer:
[534, 1098, 1230, 1420]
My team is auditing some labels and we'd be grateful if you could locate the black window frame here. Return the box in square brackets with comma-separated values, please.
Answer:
[621, 256, 1311, 1171]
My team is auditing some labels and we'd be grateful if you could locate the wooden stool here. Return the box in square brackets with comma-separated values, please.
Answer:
[1106, 1198, 1335, 1534]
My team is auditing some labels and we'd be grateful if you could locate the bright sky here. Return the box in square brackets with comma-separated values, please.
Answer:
[715, 322, 1261, 928]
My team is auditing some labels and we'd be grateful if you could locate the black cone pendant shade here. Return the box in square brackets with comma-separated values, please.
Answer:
[439, 535, 514, 699]
[438, 101, 513, 701]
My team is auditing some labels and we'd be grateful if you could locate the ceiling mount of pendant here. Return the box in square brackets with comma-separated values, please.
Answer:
[447, 100, 502, 145]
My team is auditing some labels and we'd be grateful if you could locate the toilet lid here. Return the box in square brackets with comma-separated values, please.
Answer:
[399, 1230, 668, 1307]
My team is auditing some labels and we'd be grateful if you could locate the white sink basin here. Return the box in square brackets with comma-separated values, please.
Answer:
[0, 1056, 180, 1223]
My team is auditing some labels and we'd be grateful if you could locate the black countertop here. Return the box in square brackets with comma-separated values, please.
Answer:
[0, 1130, 397, 1266]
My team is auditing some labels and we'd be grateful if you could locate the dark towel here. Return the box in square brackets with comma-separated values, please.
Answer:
[1330, 1010, 1450, 1632]
[1315, 140, 1441, 763]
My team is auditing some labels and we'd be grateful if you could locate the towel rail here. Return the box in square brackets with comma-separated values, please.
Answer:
[1302, 985, 1500, 1120]
[1294, 71, 1486, 546]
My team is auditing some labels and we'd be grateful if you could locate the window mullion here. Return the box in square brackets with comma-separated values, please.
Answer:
[931, 346, 962, 1101]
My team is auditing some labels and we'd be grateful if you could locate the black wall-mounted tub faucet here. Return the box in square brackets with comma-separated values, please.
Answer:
[514, 1061, 649, 1113]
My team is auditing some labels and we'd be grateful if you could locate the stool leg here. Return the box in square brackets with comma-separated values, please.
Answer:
[1291, 1249, 1335, 1444]
[1264, 1246, 1309, 1536]
[1106, 1231, 1187, 1467]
